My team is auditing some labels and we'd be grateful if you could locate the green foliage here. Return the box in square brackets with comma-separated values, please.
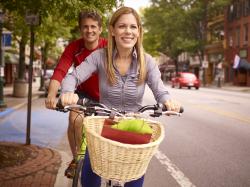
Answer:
[142, 0, 231, 59]
[0, 0, 121, 76]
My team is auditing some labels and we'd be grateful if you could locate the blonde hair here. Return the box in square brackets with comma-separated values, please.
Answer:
[106, 6, 146, 85]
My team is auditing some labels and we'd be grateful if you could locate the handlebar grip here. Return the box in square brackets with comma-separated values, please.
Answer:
[56, 98, 89, 110]
[179, 107, 184, 113]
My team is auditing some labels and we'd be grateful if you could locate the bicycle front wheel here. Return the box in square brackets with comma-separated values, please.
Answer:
[72, 158, 84, 187]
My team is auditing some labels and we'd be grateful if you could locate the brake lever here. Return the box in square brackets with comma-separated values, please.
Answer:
[55, 107, 69, 113]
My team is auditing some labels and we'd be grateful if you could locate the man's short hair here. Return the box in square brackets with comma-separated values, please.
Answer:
[78, 10, 102, 28]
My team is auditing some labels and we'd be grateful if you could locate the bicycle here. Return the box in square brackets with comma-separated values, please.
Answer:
[56, 99, 183, 187]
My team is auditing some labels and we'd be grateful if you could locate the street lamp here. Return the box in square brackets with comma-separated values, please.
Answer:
[0, 10, 6, 108]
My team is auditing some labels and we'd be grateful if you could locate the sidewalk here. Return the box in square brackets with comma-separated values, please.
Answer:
[0, 83, 43, 117]
[205, 83, 250, 93]
[0, 142, 61, 187]
[0, 82, 63, 187]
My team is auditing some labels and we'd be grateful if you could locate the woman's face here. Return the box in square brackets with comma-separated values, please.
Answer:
[112, 13, 139, 50]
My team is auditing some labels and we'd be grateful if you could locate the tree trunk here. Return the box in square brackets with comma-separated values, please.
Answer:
[174, 59, 179, 74]
[39, 42, 49, 90]
[13, 35, 28, 97]
[18, 36, 27, 81]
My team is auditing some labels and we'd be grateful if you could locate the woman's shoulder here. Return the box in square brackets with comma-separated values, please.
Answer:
[144, 52, 153, 60]
[86, 48, 106, 64]
[94, 48, 106, 53]
[90, 48, 106, 57]
[144, 52, 156, 67]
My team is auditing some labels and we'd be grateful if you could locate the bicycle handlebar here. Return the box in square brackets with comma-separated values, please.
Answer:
[55, 98, 184, 117]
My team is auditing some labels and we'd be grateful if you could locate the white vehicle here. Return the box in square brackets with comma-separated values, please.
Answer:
[44, 67, 73, 96]
[44, 69, 59, 96]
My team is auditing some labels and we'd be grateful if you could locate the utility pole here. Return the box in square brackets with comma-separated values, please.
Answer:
[25, 11, 40, 145]
[26, 25, 35, 145]
[0, 10, 6, 108]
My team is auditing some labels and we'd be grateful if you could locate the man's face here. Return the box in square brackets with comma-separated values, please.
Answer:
[80, 18, 102, 44]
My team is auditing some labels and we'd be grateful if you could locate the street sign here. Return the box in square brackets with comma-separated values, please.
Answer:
[202, 60, 209, 68]
[2, 32, 11, 47]
[25, 11, 40, 26]
[0, 67, 4, 76]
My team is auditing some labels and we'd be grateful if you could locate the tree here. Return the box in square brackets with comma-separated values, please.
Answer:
[143, 0, 230, 63]
[0, 0, 121, 95]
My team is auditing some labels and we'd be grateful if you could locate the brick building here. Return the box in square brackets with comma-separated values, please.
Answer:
[204, 12, 225, 85]
[224, 0, 250, 86]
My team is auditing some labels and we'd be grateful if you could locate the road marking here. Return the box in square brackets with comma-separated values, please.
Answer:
[155, 150, 196, 187]
[194, 105, 250, 124]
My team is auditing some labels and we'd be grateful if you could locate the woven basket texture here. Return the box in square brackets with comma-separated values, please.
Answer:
[84, 116, 165, 182]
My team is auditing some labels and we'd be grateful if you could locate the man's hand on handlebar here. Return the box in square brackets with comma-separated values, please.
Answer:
[164, 99, 181, 113]
[60, 92, 79, 106]
[45, 96, 57, 109]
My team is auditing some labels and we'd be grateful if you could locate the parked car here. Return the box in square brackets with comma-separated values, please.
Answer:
[171, 72, 200, 89]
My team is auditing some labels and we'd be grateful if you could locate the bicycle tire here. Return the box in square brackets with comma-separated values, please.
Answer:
[72, 158, 84, 187]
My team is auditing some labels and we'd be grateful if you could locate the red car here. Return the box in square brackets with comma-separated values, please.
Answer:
[171, 72, 200, 89]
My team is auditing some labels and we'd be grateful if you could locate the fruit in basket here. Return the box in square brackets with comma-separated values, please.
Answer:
[111, 119, 153, 134]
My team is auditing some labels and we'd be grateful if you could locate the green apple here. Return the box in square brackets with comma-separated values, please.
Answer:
[111, 119, 153, 134]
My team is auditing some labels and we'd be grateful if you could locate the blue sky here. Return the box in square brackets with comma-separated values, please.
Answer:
[123, 0, 150, 12]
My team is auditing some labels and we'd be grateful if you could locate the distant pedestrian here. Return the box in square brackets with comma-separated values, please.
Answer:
[233, 54, 250, 70]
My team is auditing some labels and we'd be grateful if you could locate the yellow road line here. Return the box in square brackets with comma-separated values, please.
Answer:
[194, 104, 250, 124]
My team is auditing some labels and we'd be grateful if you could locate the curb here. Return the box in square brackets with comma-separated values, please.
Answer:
[54, 150, 72, 187]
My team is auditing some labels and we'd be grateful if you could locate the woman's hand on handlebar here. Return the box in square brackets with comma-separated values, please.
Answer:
[60, 92, 79, 106]
[164, 99, 181, 113]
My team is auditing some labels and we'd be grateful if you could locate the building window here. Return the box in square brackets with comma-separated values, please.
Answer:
[243, 24, 248, 44]
[239, 49, 247, 58]
[228, 4, 235, 21]
[211, 25, 224, 42]
[236, 1, 241, 19]
[246, 0, 250, 15]
[243, 0, 250, 16]
[235, 27, 241, 47]
[243, 0, 247, 16]
[228, 30, 233, 47]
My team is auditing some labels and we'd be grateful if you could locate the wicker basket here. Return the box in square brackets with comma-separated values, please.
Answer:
[83, 116, 165, 182]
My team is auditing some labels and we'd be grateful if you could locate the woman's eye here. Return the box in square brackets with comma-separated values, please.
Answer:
[131, 25, 138, 29]
[118, 25, 126, 28]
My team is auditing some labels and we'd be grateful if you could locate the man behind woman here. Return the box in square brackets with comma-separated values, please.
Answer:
[60, 6, 181, 187]
[45, 10, 107, 178]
